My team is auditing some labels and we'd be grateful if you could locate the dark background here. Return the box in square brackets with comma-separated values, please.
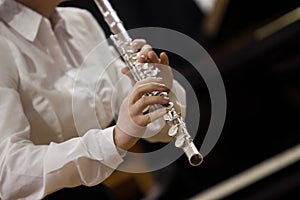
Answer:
[60, 0, 300, 199]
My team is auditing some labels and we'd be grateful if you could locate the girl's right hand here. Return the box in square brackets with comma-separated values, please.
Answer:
[113, 77, 170, 150]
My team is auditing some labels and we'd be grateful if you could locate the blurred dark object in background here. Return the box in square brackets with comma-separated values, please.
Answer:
[60, 0, 300, 199]
[60, 0, 205, 44]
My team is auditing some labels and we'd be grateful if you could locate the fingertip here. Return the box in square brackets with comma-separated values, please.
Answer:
[160, 52, 167, 57]
[122, 67, 130, 75]
[160, 52, 169, 65]
[140, 44, 152, 56]
[148, 51, 160, 63]
[149, 107, 169, 122]
[138, 54, 147, 63]
[121, 67, 126, 74]
[148, 51, 154, 58]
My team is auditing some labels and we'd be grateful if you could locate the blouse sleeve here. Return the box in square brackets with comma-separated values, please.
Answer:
[0, 37, 124, 199]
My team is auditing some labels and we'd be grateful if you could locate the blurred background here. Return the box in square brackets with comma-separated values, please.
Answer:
[60, 0, 300, 199]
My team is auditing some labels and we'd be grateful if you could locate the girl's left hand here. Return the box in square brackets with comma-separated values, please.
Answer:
[121, 40, 173, 90]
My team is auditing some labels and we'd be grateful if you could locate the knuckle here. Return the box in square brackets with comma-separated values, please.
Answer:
[136, 116, 148, 127]
[134, 80, 142, 87]
[139, 96, 147, 105]
[144, 114, 152, 125]
[135, 85, 144, 95]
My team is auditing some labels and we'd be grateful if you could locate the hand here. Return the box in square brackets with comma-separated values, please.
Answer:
[114, 77, 170, 150]
[117, 40, 179, 146]
[121, 40, 174, 90]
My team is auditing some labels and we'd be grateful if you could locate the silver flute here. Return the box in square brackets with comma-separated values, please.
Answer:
[94, 0, 203, 166]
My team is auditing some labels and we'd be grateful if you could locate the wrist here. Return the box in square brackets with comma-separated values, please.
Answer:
[113, 125, 139, 151]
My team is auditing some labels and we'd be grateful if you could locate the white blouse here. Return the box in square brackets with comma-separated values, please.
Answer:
[0, 1, 186, 199]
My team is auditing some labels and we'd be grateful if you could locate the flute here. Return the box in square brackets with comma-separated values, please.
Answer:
[94, 0, 203, 166]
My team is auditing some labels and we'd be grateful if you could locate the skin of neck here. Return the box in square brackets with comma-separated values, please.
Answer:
[17, 0, 64, 18]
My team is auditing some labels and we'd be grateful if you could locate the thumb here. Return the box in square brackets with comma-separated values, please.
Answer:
[121, 66, 130, 75]
[122, 66, 135, 84]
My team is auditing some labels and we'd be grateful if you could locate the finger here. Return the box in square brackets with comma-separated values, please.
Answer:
[132, 95, 170, 115]
[121, 66, 135, 81]
[148, 51, 160, 63]
[130, 82, 169, 104]
[139, 107, 168, 126]
[135, 77, 164, 85]
[160, 52, 169, 66]
[121, 66, 130, 75]
[131, 39, 146, 52]
[139, 44, 152, 56]
[138, 54, 148, 63]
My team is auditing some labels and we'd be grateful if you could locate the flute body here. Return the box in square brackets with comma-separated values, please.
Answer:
[94, 0, 203, 166]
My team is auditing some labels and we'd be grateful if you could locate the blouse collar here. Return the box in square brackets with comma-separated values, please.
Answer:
[0, 0, 71, 42]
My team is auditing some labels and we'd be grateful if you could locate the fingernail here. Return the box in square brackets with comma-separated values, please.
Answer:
[140, 54, 147, 61]
[164, 107, 169, 114]
[157, 108, 167, 115]
[144, 44, 152, 49]
[158, 83, 166, 87]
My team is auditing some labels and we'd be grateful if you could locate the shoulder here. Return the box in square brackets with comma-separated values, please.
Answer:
[56, 7, 107, 41]
[57, 7, 96, 24]
[0, 35, 18, 61]
[0, 35, 20, 88]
